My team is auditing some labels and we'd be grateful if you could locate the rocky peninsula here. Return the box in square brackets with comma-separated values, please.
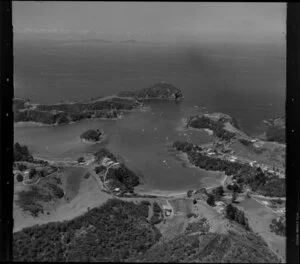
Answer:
[186, 112, 247, 141]
[14, 83, 183, 125]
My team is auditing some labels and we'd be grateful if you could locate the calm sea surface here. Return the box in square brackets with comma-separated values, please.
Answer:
[14, 40, 285, 192]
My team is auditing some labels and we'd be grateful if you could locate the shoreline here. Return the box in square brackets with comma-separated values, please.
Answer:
[134, 174, 227, 199]
[13, 106, 152, 128]
[14, 116, 123, 128]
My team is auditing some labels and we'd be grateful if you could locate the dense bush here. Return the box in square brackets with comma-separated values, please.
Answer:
[225, 204, 251, 231]
[153, 202, 162, 214]
[270, 216, 285, 236]
[187, 190, 193, 198]
[150, 214, 163, 225]
[206, 194, 215, 207]
[77, 157, 85, 163]
[46, 183, 64, 199]
[106, 164, 140, 193]
[227, 183, 243, 193]
[94, 165, 107, 174]
[185, 218, 210, 234]
[187, 213, 197, 218]
[150, 202, 163, 225]
[266, 126, 285, 144]
[13, 98, 27, 111]
[28, 168, 37, 179]
[239, 138, 252, 146]
[83, 172, 90, 179]
[16, 186, 52, 217]
[16, 173, 23, 182]
[14, 143, 33, 162]
[53, 176, 62, 185]
[141, 200, 151, 207]
[172, 141, 201, 153]
[211, 186, 224, 197]
[16, 163, 27, 171]
[231, 191, 238, 203]
[258, 178, 285, 197]
[94, 148, 118, 163]
[13, 199, 161, 262]
[137, 231, 280, 263]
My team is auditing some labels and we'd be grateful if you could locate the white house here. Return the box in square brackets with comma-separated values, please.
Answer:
[162, 205, 172, 217]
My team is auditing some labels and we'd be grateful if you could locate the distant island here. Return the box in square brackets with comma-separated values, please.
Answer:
[14, 82, 183, 125]
[80, 129, 104, 143]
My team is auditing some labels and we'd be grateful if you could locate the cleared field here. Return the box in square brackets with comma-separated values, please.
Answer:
[13, 167, 111, 232]
[230, 140, 285, 170]
[63, 166, 86, 201]
[236, 197, 285, 262]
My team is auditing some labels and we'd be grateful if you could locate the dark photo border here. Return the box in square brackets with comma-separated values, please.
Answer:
[286, 2, 300, 264]
[0, 0, 13, 262]
[0, 1, 299, 263]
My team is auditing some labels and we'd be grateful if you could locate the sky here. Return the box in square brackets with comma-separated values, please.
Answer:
[13, 2, 286, 42]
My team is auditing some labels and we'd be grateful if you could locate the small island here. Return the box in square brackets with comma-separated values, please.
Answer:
[80, 129, 104, 143]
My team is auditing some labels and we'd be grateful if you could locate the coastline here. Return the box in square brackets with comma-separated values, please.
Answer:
[176, 118, 214, 136]
[134, 151, 227, 199]
[13, 105, 152, 128]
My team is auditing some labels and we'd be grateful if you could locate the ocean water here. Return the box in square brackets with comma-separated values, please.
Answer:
[14, 39, 285, 192]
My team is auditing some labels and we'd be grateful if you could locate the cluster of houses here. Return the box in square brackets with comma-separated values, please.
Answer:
[202, 144, 284, 178]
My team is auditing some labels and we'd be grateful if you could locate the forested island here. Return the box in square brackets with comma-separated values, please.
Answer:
[80, 129, 104, 143]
